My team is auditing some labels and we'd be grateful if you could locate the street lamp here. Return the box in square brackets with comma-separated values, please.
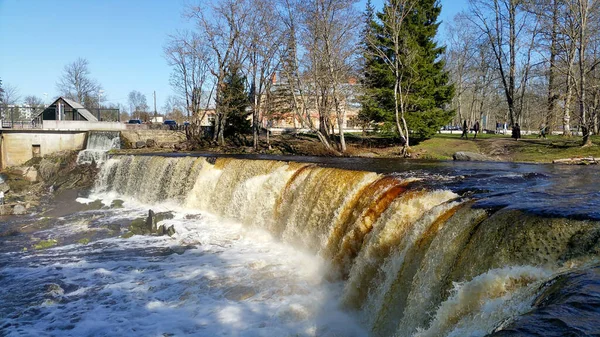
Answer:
[97, 90, 104, 121]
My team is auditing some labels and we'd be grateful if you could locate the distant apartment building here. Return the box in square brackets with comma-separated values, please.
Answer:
[0, 104, 46, 121]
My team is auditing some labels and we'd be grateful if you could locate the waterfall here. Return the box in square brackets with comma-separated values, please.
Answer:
[77, 131, 121, 165]
[93, 155, 600, 336]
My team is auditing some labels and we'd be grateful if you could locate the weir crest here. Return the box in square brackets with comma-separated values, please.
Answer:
[93, 155, 600, 336]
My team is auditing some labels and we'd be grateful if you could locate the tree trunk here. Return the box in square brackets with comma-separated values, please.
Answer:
[253, 91, 260, 150]
[564, 76, 573, 137]
[546, 0, 559, 131]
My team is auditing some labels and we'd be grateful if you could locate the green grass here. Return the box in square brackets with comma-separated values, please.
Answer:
[416, 133, 600, 163]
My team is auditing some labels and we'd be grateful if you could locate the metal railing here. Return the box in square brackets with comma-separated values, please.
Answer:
[1, 120, 43, 129]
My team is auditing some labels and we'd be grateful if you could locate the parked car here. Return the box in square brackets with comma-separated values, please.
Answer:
[128, 119, 142, 124]
[164, 120, 178, 129]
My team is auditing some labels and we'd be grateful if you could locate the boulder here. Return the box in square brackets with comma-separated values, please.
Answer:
[12, 204, 27, 215]
[453, 151, 493, 162]
[135, 141, 146, 149]
[166, 225, 176, 237]
[145, 139, 157, 148]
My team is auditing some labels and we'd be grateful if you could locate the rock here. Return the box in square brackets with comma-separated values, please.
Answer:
[110, 199, 124, 208]
[155, 211, 174, 223]
[129, 217, 152, 235]
[106, 223, 121, 232]
[83, 200, 105, 211]
[145, 139, 157, 148]
[24, 167, 38, 182]
[453, 151, 493, 162]
[166, 225, 176, 237]
[128, 210, 174, 236]
[0, 183, 9, 193]
[147, 209, 156, 232]
[12, 204, 27, 215]
[135, 141, 146, 149]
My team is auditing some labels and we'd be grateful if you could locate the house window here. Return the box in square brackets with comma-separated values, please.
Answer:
[32, 145, 41, 158]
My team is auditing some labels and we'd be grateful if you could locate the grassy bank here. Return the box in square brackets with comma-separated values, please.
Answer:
[413, 133, 600, 163]
[112, 130, 600, 164]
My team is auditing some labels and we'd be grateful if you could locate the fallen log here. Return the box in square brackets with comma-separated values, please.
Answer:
[552, 157, 599, 165]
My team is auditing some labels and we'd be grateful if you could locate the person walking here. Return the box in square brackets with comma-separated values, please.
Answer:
[473, 120, 480, 139]
[512, 123, 521, 141]
[539, 124, 547, 139]
[460, 120, 469, 139]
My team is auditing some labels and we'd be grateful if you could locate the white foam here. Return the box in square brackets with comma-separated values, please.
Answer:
[0, 201, 368, 337]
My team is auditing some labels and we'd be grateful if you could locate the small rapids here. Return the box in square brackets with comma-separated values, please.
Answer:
[0, 201, 366, 336]
[1, 155, 600, 336]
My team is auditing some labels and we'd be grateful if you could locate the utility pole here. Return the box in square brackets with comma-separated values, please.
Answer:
[153, 91, 157, 122]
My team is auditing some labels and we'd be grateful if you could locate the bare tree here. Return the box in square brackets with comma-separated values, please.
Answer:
[469, 0, 537, 127]
[56, 58, 102, 108]
[306, 0, 361, 153]
[570, 0, 600, 146]
[128, 90, 149, 120]
[245, 0, 282, 150]
[187, 0, 250, 146]
[0, 82, 20, 122]
[278, 0, 337, 152]
[164, 31, 212, 125]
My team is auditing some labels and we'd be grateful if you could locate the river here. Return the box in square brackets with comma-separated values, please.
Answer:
[1, 153, 599, 336]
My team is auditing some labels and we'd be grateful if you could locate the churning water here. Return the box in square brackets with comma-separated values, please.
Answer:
[1, 155, 599, 336]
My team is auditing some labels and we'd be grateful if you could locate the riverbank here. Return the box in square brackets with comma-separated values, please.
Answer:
[113, 132, 600, 164]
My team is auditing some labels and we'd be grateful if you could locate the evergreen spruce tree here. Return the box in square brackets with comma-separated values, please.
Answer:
[402, 0, 454, 138]
[360, 0, 394, 131]
[361, 0, 454, 140]
[219, 67, 251, 140]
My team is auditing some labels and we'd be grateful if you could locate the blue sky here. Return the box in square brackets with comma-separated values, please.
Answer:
[0, 0, 467, 112]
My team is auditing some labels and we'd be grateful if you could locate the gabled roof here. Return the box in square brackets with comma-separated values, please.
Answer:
[33, 97, 98, 122]
[60, 97, 98, 121]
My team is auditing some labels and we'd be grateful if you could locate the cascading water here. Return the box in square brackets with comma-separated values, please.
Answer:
[87, 155, 600, 336]
[76, 131, 121, 165]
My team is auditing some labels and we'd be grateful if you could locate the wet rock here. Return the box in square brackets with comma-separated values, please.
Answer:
[135, 141, 146, 149]
[110, 199, 124, 208]
[166, 225, 176, 237]
[33, 239, 58, 250]
[155, 211, 174, 223]
[224, 285, 257, 301]
[12, 204, 27, 215]
[147, 209, 156, 232]
[83, 200, 104, 211]
[121, 231, 135, 239]
[128, 210, 174, 236]
[106, 223, 122, 233]
[77, 238, 90, 245]
[168, 245, 195, 255]
[129, 217, 152, 235]
[453, 151, 493, 162]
